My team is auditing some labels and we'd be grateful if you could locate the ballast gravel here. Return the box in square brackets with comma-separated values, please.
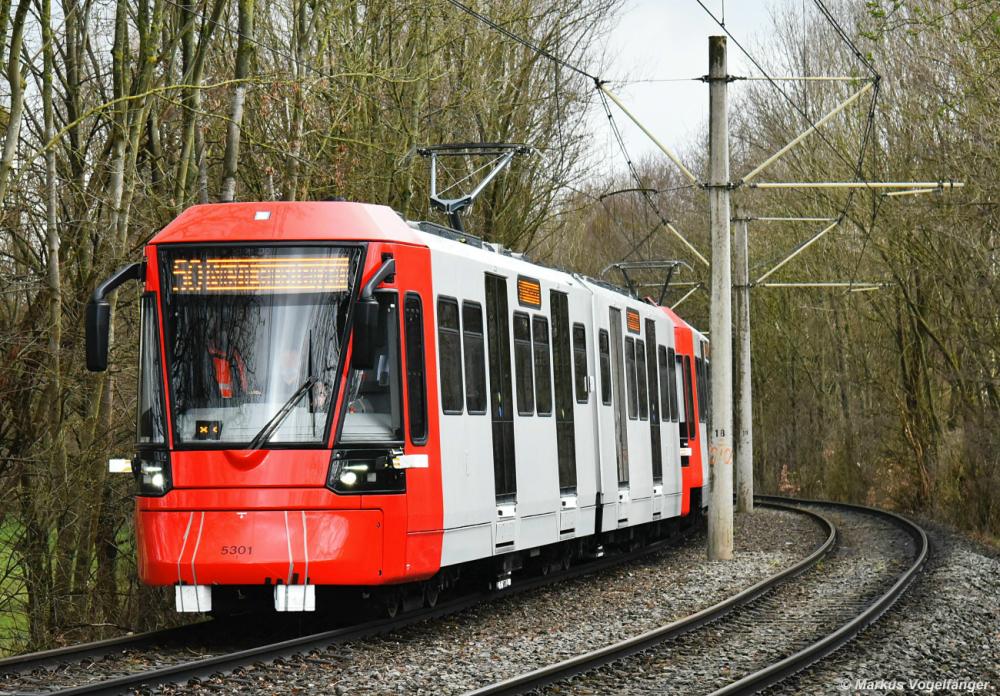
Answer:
[767, 519, 999, 696]
[554, 507, 915, 695]
[164, 507, 825, 695]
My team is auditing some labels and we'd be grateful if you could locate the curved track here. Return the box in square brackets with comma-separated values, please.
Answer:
[709, 496, 928, 696]
[466, 496, 927, 696]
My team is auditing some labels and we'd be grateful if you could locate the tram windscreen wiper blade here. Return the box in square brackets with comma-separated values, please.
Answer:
[248, 376, 317, 450]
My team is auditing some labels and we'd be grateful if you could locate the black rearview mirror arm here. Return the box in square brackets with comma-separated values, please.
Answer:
[91, 262, 146, 304]
[360, 258, 395, 300]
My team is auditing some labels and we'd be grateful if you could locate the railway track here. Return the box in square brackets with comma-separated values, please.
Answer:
[467, 496, 928, 696]
[0, 516, 703, 695]
[0, 623, 206, 676]
[2, 498, 925, 696]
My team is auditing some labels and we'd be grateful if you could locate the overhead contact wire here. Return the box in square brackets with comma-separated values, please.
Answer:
[441, 0, 693, 269]
[441, 0, 600, 82]
[693, 0, 884, 286]
[692, 0, 861, 174]
[812, 0, 879, 78]
[598, 90, 667, 262]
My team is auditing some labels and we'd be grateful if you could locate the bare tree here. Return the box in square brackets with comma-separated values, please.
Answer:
[220, 0, 256, 201]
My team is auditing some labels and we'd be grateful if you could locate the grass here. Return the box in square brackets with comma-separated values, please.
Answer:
[0, 508, 178, 657]
[0, 518, 28, 657]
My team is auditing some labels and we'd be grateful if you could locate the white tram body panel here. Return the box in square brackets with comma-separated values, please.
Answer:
[420, 228, 701, 569]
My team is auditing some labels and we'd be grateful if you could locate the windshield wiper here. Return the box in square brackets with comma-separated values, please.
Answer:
[247, 376, 317, 450]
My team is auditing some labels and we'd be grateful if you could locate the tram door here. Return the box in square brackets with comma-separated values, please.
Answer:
[608, 308, 629, 507]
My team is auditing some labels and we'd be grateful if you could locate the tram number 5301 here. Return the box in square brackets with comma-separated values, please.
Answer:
[221, 545, 252, 555]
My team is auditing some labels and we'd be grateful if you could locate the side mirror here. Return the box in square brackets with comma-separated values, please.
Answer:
[84, 262, 146, 373]
[351, 257, 395, 370]
[86, 299, 112, 372]
[351, 298, 380, 369]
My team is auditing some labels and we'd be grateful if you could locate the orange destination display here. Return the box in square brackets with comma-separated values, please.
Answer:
[171, 256, 351, 293]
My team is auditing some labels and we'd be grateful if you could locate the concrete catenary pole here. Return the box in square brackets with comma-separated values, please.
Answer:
[707, 36, 734, 559]
[733, 207, 753, 513]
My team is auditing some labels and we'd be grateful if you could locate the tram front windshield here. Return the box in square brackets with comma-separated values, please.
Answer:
[158, 245, 362, 447]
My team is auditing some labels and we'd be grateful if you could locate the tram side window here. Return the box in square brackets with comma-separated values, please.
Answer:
[404, 294, 427, 443]
[683, 355, 696, 440]
[668, 347, 679, 423]
[487, 275, 517, 501]
[658, 345, 671, 423]
[462, 301, 487, 414]
[599, 329, 611, 406]
[645, 322, 660, 423]
[636, 339, 649, 420]
[675, 353, 687, 431]
[137, 293, 166, 444]
[625, 337, 638, 419]
[645, 320, 663, 483]
[437, 297, 463, 414]
[341, 293, 403, 443]
[532, 316, 553, 416]
[696, 357, 706, 424]
[704, 361, 711, 423]
[513, 312, 535, 415]
[551, 291, 577, 493]
[572, 323, 588, 403]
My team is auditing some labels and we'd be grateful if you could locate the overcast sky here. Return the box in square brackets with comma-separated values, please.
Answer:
[592, 0, 789, 173]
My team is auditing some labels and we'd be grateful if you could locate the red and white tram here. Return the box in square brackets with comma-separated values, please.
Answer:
[86, 201, 709, 613]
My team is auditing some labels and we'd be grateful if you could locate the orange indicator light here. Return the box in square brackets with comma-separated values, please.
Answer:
[626, 309, 641, 333]
[517, 276, 542, 308]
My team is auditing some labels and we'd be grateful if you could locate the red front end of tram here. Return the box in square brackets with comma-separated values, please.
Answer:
[90, 202, 444, 611]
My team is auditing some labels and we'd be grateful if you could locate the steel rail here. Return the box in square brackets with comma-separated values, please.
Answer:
[464, 501, 836, 696]
[18, 517, 702, 695]
[708, 496, 929, 696]
[0, 622, 211, 674]
[45, 601, 486, 696]
[465, 497, 928, 696]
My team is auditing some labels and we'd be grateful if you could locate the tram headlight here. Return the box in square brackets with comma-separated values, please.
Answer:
[133, 450, 172, 496]
[326, 448, 405, 494]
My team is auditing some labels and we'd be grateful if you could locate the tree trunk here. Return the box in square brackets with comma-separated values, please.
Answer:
[173, 0, 225, 206]
[284, 0, 311, 202]
[220, 0, 255, 202]
[196, 125, 208, 203]
[0, 0, 32, 202]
